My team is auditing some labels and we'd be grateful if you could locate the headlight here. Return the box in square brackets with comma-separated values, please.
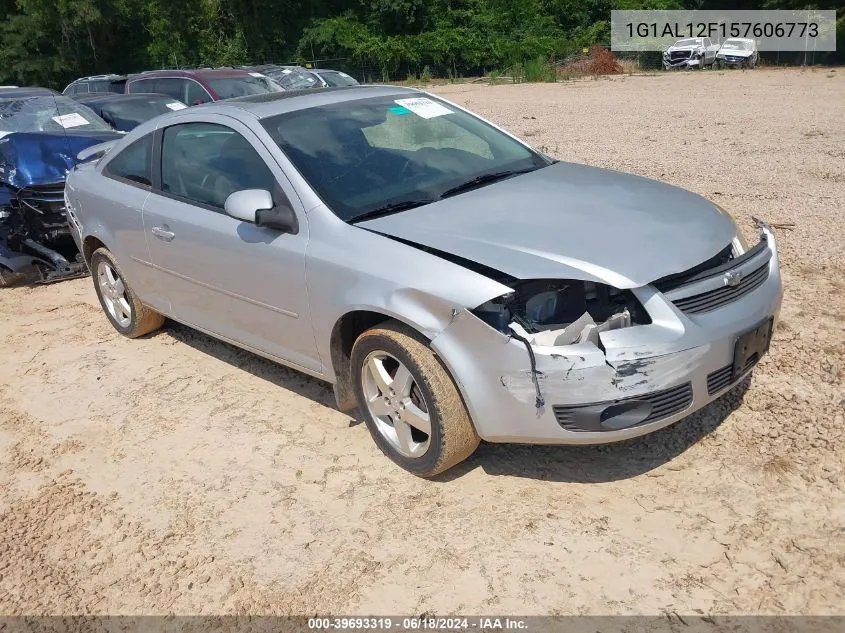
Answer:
[0, 208, 10, 219]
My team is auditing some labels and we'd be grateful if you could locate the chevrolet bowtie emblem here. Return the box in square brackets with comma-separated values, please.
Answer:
[724, 270, 744, 287]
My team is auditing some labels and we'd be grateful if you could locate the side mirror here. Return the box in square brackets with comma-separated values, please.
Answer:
[224, 189, 298, 234]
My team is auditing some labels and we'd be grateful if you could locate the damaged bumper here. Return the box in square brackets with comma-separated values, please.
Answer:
[430, 225, 783, 444]
[663, 57, 702, 69]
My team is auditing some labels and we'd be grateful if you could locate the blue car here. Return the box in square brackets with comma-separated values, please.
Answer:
[0, 93, 119, 285]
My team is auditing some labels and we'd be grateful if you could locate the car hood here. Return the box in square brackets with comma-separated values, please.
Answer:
[358, 161, 738, 289]
[718, 50, 753, 58]
[667, 46, 701, 52]
[0, 130, 120, 188]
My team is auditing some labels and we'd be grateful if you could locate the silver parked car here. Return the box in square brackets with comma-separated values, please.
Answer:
[65, 87, 783, 476]
[715, 38, 759, 69]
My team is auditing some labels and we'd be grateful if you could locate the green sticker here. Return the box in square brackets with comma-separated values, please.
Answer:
[388, 105, 411, 116]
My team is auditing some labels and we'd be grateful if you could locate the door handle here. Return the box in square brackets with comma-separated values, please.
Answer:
[151, 226, 175, 242]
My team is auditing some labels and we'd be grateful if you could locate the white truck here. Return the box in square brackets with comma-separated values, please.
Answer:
[663, 37, 719, 69]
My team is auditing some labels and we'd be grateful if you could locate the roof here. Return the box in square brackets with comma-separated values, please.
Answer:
[0, 87, 60, 98]
[130, 68, 255, 80]
[213, 85, 420, 119]
[69, 74, 126, 83]
[73, 92, 176, 105]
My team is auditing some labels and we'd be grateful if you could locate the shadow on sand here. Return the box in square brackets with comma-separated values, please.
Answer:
[163, 321, 750, 484]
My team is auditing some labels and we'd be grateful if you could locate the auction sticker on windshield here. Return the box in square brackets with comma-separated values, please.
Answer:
[52, 113, 89, 128]
[166, 102, 187, 110]
[394, 97, 453, 119]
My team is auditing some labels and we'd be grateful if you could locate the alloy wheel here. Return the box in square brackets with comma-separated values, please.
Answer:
[97, 260, 132, 328]
[360, 351, 431, 458]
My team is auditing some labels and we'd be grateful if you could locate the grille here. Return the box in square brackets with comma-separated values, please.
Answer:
[15, 184, 68, 238]
[672, 263, 769, 315]
[670, 51, 692, 60]
[707, 355, 762, 396]
[653, 244, 735, 294]
[706, 365, 733, 395]
[553, 382, 693, 432]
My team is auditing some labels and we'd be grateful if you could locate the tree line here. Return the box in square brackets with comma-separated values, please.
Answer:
[0, 0, 842, 89]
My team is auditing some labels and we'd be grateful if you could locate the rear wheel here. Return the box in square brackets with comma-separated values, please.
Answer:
[351, 321, 479, 477]
[91, 247, 164, 338]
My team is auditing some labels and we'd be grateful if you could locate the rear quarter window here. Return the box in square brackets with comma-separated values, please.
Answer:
[103, 134, 154, 187]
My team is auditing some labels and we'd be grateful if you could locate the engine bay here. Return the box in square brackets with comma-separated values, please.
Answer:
[472, 279, 651, 348]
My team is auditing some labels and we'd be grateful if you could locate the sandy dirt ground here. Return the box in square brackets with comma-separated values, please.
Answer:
[1, 68, 844, 616]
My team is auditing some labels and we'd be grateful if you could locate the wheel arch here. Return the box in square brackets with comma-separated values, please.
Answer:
[329, 308, 437, 411]
[82, 235, 107, 266]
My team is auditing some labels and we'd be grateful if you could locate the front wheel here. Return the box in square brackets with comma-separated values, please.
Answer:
[91, 247, 165, 338]
[351, 321, 480, 477]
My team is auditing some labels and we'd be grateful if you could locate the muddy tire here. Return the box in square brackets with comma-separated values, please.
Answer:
[0, 267, 24, 288]
[91, 247, 164, 338]
[351, 321, 480, 477]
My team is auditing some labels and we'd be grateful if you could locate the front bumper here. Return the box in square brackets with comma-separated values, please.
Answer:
[431, 225, 783, 444]
[717, 56, 752, 66]
[663, 57, 701, 69]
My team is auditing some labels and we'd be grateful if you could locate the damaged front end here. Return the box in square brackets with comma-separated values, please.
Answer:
[473, 279, 650, 348]
[429, 222, 782, 444]
[470, 278, 651, 409]
[0, 131, 116, 285]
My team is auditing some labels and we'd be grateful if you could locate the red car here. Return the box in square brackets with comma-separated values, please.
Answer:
[125, 68, 273, 105]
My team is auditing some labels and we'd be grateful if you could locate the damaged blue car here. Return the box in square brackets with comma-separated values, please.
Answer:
[0, 94, 119, 285]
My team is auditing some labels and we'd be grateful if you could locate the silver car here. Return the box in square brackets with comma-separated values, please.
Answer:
[65, 86, 783, 476]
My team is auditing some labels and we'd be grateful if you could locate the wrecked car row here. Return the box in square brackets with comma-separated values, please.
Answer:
[0, 65, 355, 284]
[63, 87, 783, 476]
[0, 93, 121, 285]
[664, 38, 759, 69]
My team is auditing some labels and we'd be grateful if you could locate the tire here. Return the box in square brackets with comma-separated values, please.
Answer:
[351, 321, 480, 477]
[90, 247, 164, 338]
[0, 267, 24, 288]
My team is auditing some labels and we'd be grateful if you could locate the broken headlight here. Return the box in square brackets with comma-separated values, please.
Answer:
[472, 279, 651, 346]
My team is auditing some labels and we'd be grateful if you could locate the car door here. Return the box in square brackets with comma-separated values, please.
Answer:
[93, 133, 159, 298]
[703, 38, 713, 64]
[141, 116, 319, 372]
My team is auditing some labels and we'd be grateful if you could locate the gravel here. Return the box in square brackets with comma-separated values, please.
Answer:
[0, 68, 843, 616]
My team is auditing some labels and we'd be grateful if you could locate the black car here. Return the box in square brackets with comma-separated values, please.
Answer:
[63, 74, 127, 96]
[308, 69, 360, 87]
[71, 93, 187, 132]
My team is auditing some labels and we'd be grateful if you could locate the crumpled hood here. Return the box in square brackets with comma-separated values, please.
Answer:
[359, 161, 738, 289]
[667, 45, 702, 53]
[0, 130, 120, 188]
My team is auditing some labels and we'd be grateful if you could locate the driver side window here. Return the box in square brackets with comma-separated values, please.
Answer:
[160, 122, 276, 210]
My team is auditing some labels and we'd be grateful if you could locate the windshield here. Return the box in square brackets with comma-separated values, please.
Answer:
[100, 96, 186, 131]
[206, 76, 271, 100]
[675, 39, 702, 47]
[0, 96, 111, 137]
[267, 68, 319, 90]
[318, 71, 359, 87]
[262, 94, 548, 222]
[721, 40, 753, 50]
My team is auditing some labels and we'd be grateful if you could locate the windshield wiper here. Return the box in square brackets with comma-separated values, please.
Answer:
[439, 167, 539, 199]
[349, 198, 437, 224]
